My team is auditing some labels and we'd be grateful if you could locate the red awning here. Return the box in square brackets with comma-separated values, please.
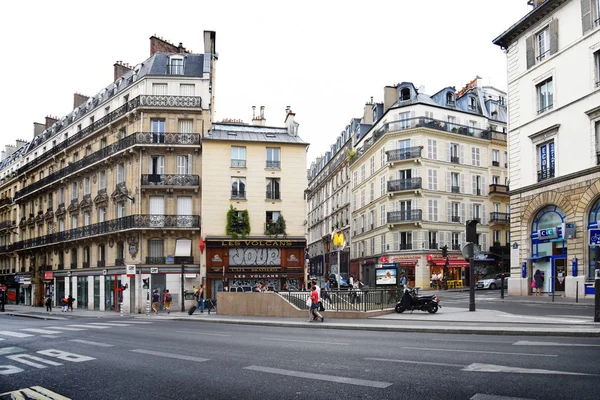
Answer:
[429, 258, 469, 268]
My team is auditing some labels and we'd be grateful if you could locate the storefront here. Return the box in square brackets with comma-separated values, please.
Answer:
[527, 205, 568, 294]
[377, 256, 418, 286]
[205, 238, 306, 296]
[587, 197, 600, 286]
[427, 256, 470, 285]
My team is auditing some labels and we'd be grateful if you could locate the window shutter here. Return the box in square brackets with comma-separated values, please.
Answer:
[427, 139, 432, 158]
[433, 140, 438, 160]
[446, 171, 451, 192]
[412, 231, 419, 250]
[188, 154, 193, 174]
[447, 201, 452, 223]
[393, 232, 399, 251]
[482, 204, 487, 225]
[468, 203, 473, 221]
[158, 157, 165, 175]
[423, 230, 429, 249]
[460, 173, 465, 193]
[461, 203, 466, 223]
[526, 35, 535, 69]
[471, 148, 476, 166]
[472, 175, 477, 195]
[482, 233, 488, 252]
[481, 175, 487, 196]
[582, 0, 593, 34]
[428, 169, 433, 190]
[460, 232, 466, 247]
[446, 142, 451, 162]
[549, 19, 559, 55]
[411, 168, 419, 178]
[460, 144, 465, 164]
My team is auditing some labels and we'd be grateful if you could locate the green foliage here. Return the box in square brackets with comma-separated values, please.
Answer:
[265, 214, 287, 238]
[226, 205, 251, 239]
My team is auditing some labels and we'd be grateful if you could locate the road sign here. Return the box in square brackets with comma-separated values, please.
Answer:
[461, 243, 481, 259]
[126, 265, 136, 278]
[150, 267, 159, 274]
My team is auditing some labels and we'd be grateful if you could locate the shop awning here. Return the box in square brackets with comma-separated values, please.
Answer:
[429, 258, 470, 268]
[175, 239, 192, 257]
[524, 255, 550, 261]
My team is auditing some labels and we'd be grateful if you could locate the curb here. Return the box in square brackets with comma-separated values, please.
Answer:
[166, 317, 600, 338]
[3, 312, 66, 321]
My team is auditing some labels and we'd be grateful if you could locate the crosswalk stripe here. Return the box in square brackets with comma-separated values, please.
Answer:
[108, 321, 152, 324]
[21, 328, 62, 335]
[45, 326, 87, 331]
[0, 331, 34, 338]
[130, 349, 209, 362]
[67, 324, 110, 329]
[87, 322, 132, 327]
[70, 339, 114, 347]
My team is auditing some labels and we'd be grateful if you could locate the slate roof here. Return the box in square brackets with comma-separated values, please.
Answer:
[206, 123, 308, 145]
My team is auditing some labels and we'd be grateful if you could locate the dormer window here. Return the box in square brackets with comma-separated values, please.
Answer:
[400, 88, 411, 101]
[169, 56, 184, 75]
[469, 97, 477, 110]
[446, 92, 455, 106]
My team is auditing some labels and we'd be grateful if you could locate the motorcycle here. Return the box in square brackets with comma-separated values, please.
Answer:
[395, 286, 441, 314]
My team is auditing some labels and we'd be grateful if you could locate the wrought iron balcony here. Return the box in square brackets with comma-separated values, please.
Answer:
[266, 160, 281, 169]
[141, 174, 200, 186]
[15, 131, 201, 201]
[266, 190, 281, 200]
[537, 168, 555, 182]
[58, 263, 64, 270]
[82, 262, 90, 269]
[11, 214, 200, 251]
[452, 244, 461, 251]
[492, 161, 500, 167]
[231, 189, 246, 200]
[429, 242, 439, 249]
[489, 184, 509, 195]
[231, 159, 246, 168]
[115, 258, 125, 266]
[174, 256, 194, 264]
[387, 178, 422, 192]
[490, 212, 510, 223]
[0, 197, 12, 208]
[70, 263, 77, 270]
[451, 215, 461, 223]
[97, 260, 105, 268]
[451, 186, 460, 194]
[450, 156, 460, 164]
[17, 95, 203, 177]
[146, 257, 166, 265]
[386, 147, 422, 162]
[399, 243, 412, 250]
[387, 209, 422, 224]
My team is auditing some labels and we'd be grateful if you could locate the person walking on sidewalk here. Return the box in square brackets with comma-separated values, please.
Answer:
[67, 295, 74, 312]
[151, 290, 160, 313]
[196, 284, 205, 313]
[164, 289, 172, 314]
[533, 269, 544, 296]
[309, 285, 324, 322]
[45, 294, 52, 312]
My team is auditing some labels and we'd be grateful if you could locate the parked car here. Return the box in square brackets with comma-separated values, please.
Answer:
[328, 273, 352, 289]
[476, 273, 509, 290]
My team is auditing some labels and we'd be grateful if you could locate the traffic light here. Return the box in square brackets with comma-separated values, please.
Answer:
[466, 220, 479, 244]
[441, 245, 448, 258]
[142, 278, 149, 289]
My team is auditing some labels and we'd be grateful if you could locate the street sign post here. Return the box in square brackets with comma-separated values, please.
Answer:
[465, 219, 479, 312]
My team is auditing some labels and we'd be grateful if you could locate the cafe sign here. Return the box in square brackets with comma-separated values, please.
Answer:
[233, 274, 289, 279]
[207, 239, 306, 248]
[211, 254, 223, 263]
[229, 267, 281, 272]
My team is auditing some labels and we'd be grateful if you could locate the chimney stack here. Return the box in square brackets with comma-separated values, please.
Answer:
[260, 106, 265, 119]
[252, 106, 256, 119]
[114, 61, 132, 81]
[45, 116, 58, 129]
[284, 107, 299, 136]
[73, 93, 89, 109]
[150, 34, 188, 56]
[33, 122, 45, 137]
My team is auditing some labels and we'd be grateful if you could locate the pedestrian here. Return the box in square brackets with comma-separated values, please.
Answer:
[262, 283, 269, 292]
[196, 284, 205, 313]
[151, 290, 159, 313]
[45, 294, 52, 312]
[309, 285, 324, 322]
[164, 289, 172, 314]
[431, 272, 438, 289]
[533, 269, 544, 296]
[321, 280, 331, 303]
[61, 297, 68, 312]
[67, 295, 74, 312]
[282, 282, 289, 291]
[399, 272, 407, 289]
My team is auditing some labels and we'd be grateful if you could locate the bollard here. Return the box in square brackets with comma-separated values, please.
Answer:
[120, 302, 123, 317]
[576, 281, 579, 303]
[146, 299, 150, 316]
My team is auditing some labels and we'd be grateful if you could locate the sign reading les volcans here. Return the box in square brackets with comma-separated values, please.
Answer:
[206, 239, 306, 248]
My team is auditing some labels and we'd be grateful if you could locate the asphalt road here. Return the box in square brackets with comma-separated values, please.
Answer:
[1, 315, 599, 400]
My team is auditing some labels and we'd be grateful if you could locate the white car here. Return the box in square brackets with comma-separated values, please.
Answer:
[476, 274, 508, 290]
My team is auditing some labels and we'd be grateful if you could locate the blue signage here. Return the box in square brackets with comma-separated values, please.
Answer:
[540, 144, 547, 170]
[538, 228, 558, 239]
[548, 142, 555, 170]
[380, 263, 396, 269]
[589, 229, 600, 246]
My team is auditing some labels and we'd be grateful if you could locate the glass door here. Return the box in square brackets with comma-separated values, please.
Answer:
[94, 276, 100, 310]
[554, 258, 567, 292]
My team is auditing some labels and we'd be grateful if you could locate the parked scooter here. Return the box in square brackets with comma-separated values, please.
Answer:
[395, 286, 441, 314]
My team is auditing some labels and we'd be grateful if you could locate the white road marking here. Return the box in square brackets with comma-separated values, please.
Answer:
[462, 363, 594, 376]
[546, 315, 594, 319]
[70, 339, 114, 347]
[0, 365, 24, 375]
[244, 365, 393, 389]
[0, 386, 72, 400]
[41, 335, 60, 339]
[130, 349, 209, 363]
[365, 357, 465, 368]
[45, 326, 86, 331]
[67, 324, 110, 329]
[471, 394, 534, 400]
[175, 330, 231, 337]
[108, 320, 153, 324]
[432, 338, 513, 344]
[86, 322, 132, 327]
[22, 328, 62, 335]
[6, 354, 62, 368]
[513, 340, 600, 347]
[261, 337, 349, 345]
[402, 347, 557, 357]
[0, 331, 34, 338]
[0, 347, 25, 355]
[0, 338, 4, 341]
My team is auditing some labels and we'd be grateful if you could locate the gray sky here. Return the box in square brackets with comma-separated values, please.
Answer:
[0, 0, 529, 167]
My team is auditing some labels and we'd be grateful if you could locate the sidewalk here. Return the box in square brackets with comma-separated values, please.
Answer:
[2, 300, 599, 338]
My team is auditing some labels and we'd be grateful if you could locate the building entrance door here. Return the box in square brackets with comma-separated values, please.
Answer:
[151, 274, 166, 310]
[554, 258, 567, 292]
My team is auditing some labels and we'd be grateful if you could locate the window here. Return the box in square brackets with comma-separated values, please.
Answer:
[380, 175, 386, 196]
[449, 143, 459, 163]
[452, 232, 460, 250]
[506, 230, 510, 246]
[361, 164, 365, 181]
[117, 163, 125, 184]
[177, 155, 192, 175]
[537, 141, 556, 181]
[84, 212, 90, 226]
[84, 177, 90, 195]
[71, 182, 78, 200]
[151, 119, 165, 133]
[72, 152, 79, 162]
[369, 156, 375, 175]
[400, 88, 410, 101]
[152, 83, 168, 95]
[59, 188, 65, 204]
[266, 148, 281, 169]
[504, 151, 508, 168]
[447, 115, 456, 128]
[469, 97, 476, 110]
[169, 57, 184, 75]
[399, 112, 410, 129]
[446, 92, 455, 105]
[180, 84, 195, 96]
[427, 139, 437, 159]
[98, 207, 106, 223]
[370, 181, 375, 202]
[471, 147, 481, 166]
[493, 230, 501, 244]
[428, 169, 438, 190]
[148, 239, 164, 262]
[149, 156, 165, 175]
[380, 203, 386, 225]
[399, 232, 412, 250]
[595, 50, 600, 87]
[429, 231, 438, 249]
[473, 204, 481, 221]
[537, 78, 553, 114]
[266, 178, 280, 200]
[492, 150, 500, 166]
[353, 171, 358, 187]
[536, 27, 550, 62]
[428, 199, 438, 222]
[451, 172, 460, 193]
[231, 178, 246, 199]
[468, 121, 476, 134]
[231, 146, 246, 168]
[381, 234, 386, 253]
[472, 175, 482, 195]
[98, 171, 106, 190]
[360, 189, 365, 208]
[117, 202, 125, 218]
[59, 219, 65, 232]
[178, 119, 193, 133]
[451, 202, 460, 222]
[492, 175, 500, 184]
[70, 215, 77, 229]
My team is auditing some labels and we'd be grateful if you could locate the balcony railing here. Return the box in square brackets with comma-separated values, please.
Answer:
[0, 197, 12, 207]
[10, 214, 200, 251]
[231, 159, 246, 168]
[387, 177, 422, 192]
[97, 260, 105, 268]
[452, 244, 461, 251]
[174, 256, 194, 264]
[537, 168, 555, 182]
[429, 242, 439, 249]
[387, 209, 422, 223]
[451, 215, 461, 223]
[82, 262, 90, 269]
[146, 257, 166, 265]
[115, 258, 125, 266]
[15, 131, 201, 201]
[57, 263, 64, 270]
[266, 190, 281, 200]
[399, 243, 412, 250]
[17, 95, 203, 177]
[266, 160, 281, 169]
[231, 189, 246, 200]
[451, 186, 460, 194]
[490, 212, 510, 223]
[492, 161, 500, 167]
[489, 184, 509, 195]
[141, 174, 200, 186]
[70, 263, 77, 270]
[386, 147, 422, 162]
[450, 156, 460, 164]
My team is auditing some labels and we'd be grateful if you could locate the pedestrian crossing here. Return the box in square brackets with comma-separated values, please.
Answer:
[0, 320, 154, 341]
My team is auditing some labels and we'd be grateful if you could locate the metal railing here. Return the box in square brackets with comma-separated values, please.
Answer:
[537, 168, 555, 182]
[451, 186, 460, 193]
[450, 156, 460, 164]
[266, 190, 281, 200]
[452, 244, 461, 251]
[266, 160, 281, 169]
[451, 215, 461, 223]
[387, 177, 422, 192]
[490, 212, 510, 223]
[387, 210, 422, 223]
[231, 159, 246, 168]
[492, 161, 500, 167]
[141, 174, 200, 186]
[146, 257, 166, 264]
[386, 147, 422, 162]
[115, 258, 125, 266]
[0, 197, 12, 207]
[429, 242, 439, 249]
[15, 131, 201, 200]
[277, 289, 398, 312]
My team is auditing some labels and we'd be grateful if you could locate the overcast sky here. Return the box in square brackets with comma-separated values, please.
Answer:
[0, 0, 529, 167]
